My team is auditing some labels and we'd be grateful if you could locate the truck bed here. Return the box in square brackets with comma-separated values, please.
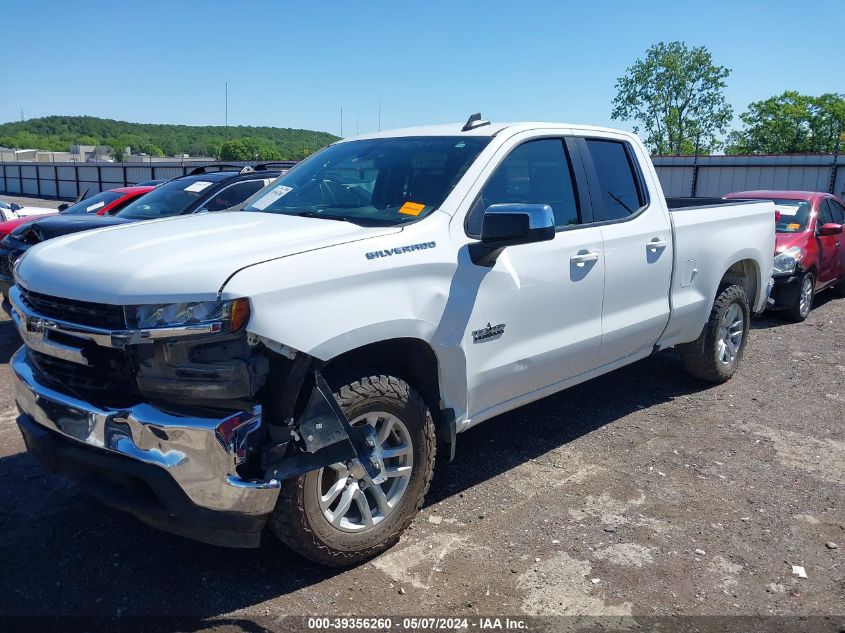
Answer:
[666, 197, 764, 211]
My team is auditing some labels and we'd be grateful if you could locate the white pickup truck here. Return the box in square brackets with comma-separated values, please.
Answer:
[10, 118, 775, 566]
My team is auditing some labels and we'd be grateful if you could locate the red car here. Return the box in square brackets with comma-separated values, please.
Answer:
[0, 185, 154, 238]
[725, 190, 845, 321]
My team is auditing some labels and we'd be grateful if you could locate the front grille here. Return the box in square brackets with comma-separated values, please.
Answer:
[19, 287, 126, 330]
[28, 348, 140, 407]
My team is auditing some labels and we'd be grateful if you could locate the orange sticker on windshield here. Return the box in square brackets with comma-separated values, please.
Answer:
[787, 223, 800, 230]
[399, 202, 425, 216]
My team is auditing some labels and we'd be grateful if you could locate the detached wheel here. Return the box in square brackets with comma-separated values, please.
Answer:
[679, 284, 749, 383]
[786, 272, 814, 322]
[270, 374, 436, 567]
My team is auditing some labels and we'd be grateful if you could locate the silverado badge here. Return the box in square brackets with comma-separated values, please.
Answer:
[472, 322, 506, 343]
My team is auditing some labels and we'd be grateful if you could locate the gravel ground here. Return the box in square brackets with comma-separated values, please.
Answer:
[0, 217, 842, 625]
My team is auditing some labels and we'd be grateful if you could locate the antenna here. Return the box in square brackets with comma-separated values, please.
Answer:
[462, 113, 490, 132]
[340, 106, 343, 137]
[225, 82, 228, 139]
[378, 96, 381, 132]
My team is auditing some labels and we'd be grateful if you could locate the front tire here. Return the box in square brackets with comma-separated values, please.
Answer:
[786, 272, 814, 322]
[678, 284, 750, 383]
[269, 374, 436, 567]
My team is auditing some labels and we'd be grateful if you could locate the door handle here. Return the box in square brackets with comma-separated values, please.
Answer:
[648, 238, 668, 251]
[570, 251, 600, 266]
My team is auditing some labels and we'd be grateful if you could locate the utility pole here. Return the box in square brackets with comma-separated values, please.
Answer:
[225, 82, 229, 140]
[20, 109, 24, 122]
[829, 125, 842, 195]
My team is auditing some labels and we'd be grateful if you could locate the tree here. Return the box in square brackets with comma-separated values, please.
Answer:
[108, 142, 127, 163]
[139, 143, 164, 157]
[726, 91, 845, 154]
[219, 137, 284, 161]
[219, 139, 250, 161]
[611, 41, 733, 155]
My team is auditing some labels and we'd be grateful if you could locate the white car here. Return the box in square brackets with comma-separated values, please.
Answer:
[0, 198, 57, 221]
[10, 118, 775, 565]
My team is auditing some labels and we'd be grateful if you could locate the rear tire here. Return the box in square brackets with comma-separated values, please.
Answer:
[786, 272, 814, 322]
[269, 374, 436, 567]
[678, 284, 750, 383]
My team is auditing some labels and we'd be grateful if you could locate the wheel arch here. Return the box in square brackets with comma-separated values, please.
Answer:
[719, 257, 760, 308]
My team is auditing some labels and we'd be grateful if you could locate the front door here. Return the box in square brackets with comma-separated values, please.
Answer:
[816, 199, 840, 285]
[460, 138, 605, 418]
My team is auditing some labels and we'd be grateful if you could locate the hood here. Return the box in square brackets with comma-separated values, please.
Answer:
[775, 230, 809, 253]
[15, 214, 132, 242]
[16, 212, 401, 304]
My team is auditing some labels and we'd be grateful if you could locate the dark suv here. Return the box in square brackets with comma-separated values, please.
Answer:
[0, 164, 286, 301]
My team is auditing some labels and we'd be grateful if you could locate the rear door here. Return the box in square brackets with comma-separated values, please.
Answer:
[577, 136, 673, 366]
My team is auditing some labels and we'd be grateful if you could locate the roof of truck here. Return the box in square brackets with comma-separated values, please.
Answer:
[345, 122, 634, 141]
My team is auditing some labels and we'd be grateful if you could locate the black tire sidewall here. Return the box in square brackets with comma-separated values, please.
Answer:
[289, 376, 434, 556]
[712, 289, 750, 375]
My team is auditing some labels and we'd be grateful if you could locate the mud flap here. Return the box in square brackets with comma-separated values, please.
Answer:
[267, 371, 386, 483]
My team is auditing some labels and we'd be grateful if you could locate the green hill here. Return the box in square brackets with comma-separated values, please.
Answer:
[0, 115, 338, 161]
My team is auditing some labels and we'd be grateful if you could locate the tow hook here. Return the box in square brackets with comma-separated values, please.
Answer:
[267, 371, 387, 482]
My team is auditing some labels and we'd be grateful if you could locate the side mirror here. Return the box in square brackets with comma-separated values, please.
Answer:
[57, 203, 69, 212]
[9, 203, 21, 212]
[470, 203, 555, 266]
[818, 223, 843, 236]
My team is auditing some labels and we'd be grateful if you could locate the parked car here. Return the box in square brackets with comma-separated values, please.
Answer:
[724, 190, 845, 321]
[134, 179, 168, 187]
[0, 167, 280, 301]
[8, 120, 774, 565]
[0, 198, 57, 221]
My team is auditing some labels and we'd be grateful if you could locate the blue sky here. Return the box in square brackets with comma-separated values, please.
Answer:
[3, 0, 842, 137]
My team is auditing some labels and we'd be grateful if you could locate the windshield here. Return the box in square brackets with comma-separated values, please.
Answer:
[116, 178, 214, 220]
[773, 199, 812, 233]
[60, 190, 125, 215]
[243, 136, 490, 225]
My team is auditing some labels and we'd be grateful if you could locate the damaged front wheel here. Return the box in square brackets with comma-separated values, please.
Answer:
[269, 374, 436, 566]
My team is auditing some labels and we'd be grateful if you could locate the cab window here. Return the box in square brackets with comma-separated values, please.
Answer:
[466, 139, 579, 236]
[584, 139, 645, 221]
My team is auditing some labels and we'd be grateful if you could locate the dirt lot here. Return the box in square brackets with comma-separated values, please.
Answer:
[0, 200, 842, 626]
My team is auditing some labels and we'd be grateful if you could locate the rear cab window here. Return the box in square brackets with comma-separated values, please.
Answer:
[583, 138, 647, 222]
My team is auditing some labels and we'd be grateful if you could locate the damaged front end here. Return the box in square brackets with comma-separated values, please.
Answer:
[10, 285, 388, 546]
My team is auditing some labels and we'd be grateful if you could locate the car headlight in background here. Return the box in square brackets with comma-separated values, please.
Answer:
[126, 298, 250, 332]
[772, 246, 802, 274]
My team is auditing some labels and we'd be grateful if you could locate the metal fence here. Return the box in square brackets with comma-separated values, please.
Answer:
[652, 154, 845, 199]
[0, 161, 296, 200]
[1, 155, 844, 201]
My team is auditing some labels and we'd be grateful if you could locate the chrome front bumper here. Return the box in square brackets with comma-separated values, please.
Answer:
[12, 346, 280, 517]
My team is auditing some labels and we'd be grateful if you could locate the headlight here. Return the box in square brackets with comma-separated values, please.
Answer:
[127, 298, 250, 332]
[773, 246, 802, 274]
